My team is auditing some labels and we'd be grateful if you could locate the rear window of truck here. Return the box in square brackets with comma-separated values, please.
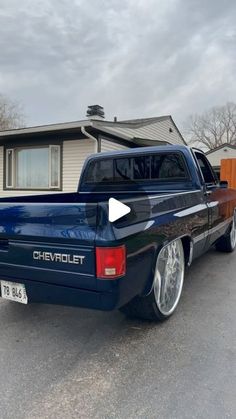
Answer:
[84, 153, 189, 184]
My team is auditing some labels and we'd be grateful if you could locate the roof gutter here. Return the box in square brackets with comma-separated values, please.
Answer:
[81, 126, 98, 153]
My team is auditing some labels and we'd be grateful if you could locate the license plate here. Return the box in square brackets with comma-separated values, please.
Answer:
[1, 281, 28, 304]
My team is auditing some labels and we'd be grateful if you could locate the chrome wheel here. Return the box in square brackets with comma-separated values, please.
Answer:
[154, 239, 185, 316]
[230, 211, 236, 249]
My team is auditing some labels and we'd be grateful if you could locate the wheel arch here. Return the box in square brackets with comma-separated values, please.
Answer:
[181, 235, 193, 267]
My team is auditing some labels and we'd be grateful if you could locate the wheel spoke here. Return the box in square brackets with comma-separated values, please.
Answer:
[155, 239, 184, 316]
[230, 212, 236, 249]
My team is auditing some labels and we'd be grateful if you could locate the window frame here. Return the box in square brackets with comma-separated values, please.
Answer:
[48, 145, 61, 189]
[5, 144, 62, 190]
[193, 151, 217, 187]
[5, 148, 14, 189]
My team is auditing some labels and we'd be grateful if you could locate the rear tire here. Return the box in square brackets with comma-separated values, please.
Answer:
[120, 239, 185, 321]
[215, 211, 236, 253]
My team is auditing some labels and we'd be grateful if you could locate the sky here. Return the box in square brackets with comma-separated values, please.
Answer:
[0, 0, 236, 129]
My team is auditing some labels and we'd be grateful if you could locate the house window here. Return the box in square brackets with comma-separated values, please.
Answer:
[6, 145, 61, 189]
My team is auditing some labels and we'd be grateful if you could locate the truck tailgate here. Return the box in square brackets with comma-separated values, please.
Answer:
[0, 200, 98, 290]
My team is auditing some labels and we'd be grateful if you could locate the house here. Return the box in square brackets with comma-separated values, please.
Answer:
[206, 144, 236, 177]
[0, 106, 186, 197]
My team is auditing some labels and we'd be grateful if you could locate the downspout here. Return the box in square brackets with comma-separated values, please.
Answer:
[81, 126, 99, 153]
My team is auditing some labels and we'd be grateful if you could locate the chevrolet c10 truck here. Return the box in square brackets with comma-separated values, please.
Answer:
[0, 145, 236, 321]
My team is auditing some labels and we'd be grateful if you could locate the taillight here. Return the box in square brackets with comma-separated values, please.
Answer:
[96, 245, 126, 279]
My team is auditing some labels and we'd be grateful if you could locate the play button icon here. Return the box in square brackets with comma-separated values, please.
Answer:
[84, 179, 151, 231]
[108, 198, 131, 223]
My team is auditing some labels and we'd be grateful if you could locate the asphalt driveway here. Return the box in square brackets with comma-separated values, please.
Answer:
[0, 248, 235, 419]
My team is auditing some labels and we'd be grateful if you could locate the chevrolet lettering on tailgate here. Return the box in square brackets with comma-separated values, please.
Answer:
[33, 251, 85, 265]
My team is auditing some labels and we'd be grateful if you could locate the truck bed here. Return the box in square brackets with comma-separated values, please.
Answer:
[0, 192, 99, 292]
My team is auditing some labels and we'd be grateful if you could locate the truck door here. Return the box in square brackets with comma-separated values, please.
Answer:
[193, 151, 230, 247]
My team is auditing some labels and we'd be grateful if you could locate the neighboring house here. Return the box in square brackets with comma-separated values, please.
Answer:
[0, 109, 186, 197]
[206, 144, 236, 177]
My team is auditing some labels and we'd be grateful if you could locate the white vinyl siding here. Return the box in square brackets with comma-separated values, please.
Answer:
[0, 139, 96, 197]
[129, 119, 183, 145]
[101, 139, 129, 152]
[147, 119, 183, 145]
[207, 147, 236, 167]
[62, 138, 96, 192]
[99, 118, 185, 146]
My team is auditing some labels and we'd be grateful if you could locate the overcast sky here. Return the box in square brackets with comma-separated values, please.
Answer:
[0, 0, 236, 128]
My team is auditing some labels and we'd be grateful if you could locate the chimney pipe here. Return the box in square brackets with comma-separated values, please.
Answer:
[86, 105, 105, 120]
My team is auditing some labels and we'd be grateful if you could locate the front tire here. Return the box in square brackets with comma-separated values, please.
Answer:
[120, 239, 185, 321]
[216, 211, 236, 253]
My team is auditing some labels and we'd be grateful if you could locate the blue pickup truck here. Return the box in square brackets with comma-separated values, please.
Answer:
[0, 145, 235, 321]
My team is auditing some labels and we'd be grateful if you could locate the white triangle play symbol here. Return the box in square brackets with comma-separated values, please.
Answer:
[108, 198, 131, 222]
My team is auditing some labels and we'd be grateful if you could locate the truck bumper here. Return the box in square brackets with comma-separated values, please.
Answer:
[0, 278, 119, 311]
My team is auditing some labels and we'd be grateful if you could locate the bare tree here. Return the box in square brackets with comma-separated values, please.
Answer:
[184, 102, 236, 150]
[0, 94, 25, 131]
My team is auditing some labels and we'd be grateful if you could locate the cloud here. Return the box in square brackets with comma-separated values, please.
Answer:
[0, 0, 235, 128]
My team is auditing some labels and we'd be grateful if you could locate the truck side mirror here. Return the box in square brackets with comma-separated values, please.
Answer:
[219, 180, 228, 189]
